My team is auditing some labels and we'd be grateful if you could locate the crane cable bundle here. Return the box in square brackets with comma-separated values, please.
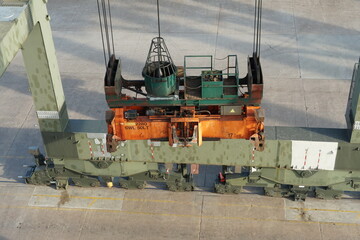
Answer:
[96, 0, 115, 67]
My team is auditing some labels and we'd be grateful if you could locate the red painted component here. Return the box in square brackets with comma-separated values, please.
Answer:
[219, 172, 226, 183]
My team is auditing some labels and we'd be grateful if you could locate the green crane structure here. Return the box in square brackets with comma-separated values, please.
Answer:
[0, 0, 360, 201]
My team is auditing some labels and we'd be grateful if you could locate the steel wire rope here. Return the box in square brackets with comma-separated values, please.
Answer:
[253, 0, 262, 57]
[253, 0, 257, 54]
[96, 0, 107, 67]
[107, 0, 115, 55]
[156, 0, 162, 69]
[256, 0, 262, 57]
[101, 0, 111, 59]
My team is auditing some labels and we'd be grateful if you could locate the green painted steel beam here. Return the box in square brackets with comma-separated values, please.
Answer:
[41, 120, 360, 174]
[349, 61, 360, 143]
[22, 0, 68, 132]
[0, 2, 31, 76]
[0, 0, 69, 132]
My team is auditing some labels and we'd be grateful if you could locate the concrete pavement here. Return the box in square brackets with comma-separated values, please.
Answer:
[1, 0, 360, 239]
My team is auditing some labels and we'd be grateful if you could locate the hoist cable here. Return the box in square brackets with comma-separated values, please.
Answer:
[257, 0, 262, 57]
[97, 0, 116, 69]
[253, 0, 257, 54]
[107, 0, 115, 55]
[256, 0, 260, 55]
[157, 0, 161, 39]
[101, 0, 111, 59]
[96, 0, 107, 67]
[156, 0, 162, 64]
[259, 0, 262, 57]
[253, 0, 262, 57]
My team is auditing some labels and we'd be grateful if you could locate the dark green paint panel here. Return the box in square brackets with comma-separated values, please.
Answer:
[62, 159, 155, 177]
[267, 126, 349, 142]
[65, 119, 107, 133]
[262, 168, 347, 187]
[114, 139, 286, 167]
[335, 142, 360, 171]
[42, 132, 79, 159]
[277, 140, 292, 168]
[348, 62, 360, 143]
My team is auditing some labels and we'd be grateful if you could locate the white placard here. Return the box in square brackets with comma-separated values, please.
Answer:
[291, 141, 338, 170]
[354, 121, 360, 130]
[36, 111, 60, 119]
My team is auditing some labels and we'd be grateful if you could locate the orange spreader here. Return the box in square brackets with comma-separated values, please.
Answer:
[107, 106, 264, 149]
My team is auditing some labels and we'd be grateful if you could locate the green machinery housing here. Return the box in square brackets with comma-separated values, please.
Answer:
[1, 0, 360, 201]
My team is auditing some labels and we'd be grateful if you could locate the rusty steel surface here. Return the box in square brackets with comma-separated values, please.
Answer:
[108, 106, 264, 143]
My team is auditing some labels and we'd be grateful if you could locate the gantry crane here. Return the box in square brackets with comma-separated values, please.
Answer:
[0, 0, 360, 200]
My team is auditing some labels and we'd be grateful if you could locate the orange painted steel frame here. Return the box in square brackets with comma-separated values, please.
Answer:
[108, 106, 264, 145]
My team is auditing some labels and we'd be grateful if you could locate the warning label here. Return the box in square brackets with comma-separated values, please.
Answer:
[125, 122, 149, 130]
